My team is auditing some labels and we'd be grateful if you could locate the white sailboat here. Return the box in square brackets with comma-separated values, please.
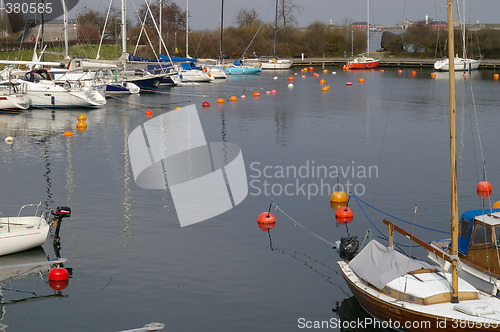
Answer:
[260, 0, 292, 70]
[337, 1, 500, 330]
[434, 0, 482, 71]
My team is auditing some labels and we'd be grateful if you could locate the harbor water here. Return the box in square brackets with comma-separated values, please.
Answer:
[0, 67, 499, 331]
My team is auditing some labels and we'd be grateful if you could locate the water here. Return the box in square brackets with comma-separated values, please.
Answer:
[0, 67, 499, 331]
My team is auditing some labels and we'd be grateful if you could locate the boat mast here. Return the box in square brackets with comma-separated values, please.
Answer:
[121, 0, 126, 53]
[366, 0, 370, 57]
[159, 0, 162, 54]
[272, 0, 278, 58]
[220, 0, 224, 59]
[186, 0, 189, 57]
[448, 0, 459, 303]
[62, 0, 69, 59]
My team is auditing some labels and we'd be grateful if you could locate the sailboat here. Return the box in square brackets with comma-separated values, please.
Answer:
[260, 0, 292, 70]
[337, 1, 500, 329]
[434, 0, 482, 71]
[346, 0, 380, 70]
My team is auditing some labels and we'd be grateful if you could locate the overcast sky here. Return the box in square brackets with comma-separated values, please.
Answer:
[72, 0, 500, 30]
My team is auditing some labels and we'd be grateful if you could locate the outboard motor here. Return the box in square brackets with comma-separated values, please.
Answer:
[338, 236, 359, 261]
[52, 206, 72, 238]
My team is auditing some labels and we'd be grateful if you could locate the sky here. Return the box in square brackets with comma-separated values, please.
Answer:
[72, 0, 500, 30]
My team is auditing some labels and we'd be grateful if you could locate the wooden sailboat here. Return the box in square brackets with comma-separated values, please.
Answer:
[346, 0, 380, 69]
[337, 1, 500, 330]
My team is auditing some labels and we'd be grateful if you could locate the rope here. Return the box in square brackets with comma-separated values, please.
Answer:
[350, 194, 448, 234]
[270, 200, 336, 247]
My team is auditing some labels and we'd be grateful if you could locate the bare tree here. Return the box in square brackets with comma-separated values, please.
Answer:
[235, 8, 261, 28]
[278, 0, 302, 28]
[137, 0, 186, 33]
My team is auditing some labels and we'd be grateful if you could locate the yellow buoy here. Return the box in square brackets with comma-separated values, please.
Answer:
[431, 72, 437, 78]
[323, 69, 328, 73]
[493, 201, 500, 209]
[77, 114, 87, 121]
[321, 86, 329, 92]
[330, 191, 348, 203]
[76, 121, 87, 130]
[216, 98, 225, 104]
[174, 106, 182, 110]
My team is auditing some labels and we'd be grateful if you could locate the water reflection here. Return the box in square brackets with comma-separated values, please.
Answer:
[333, 296, 394, 331]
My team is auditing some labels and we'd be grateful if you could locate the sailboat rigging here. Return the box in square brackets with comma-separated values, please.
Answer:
[260, 0, 292, 70]
[336, 1, 500, 329]
[345, 0, 380, 70]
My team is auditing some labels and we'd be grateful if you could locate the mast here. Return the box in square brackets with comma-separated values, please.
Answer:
[186, 0, 189, 57]
[121, 0, 126, 53]
[159, 0, 162, 55]
[62, 0, 69, 59]
[272, 0, 278, 58]
[448, 0, 459, 303]
[219, 0, 224, 59]
[366, 0, 370, 57]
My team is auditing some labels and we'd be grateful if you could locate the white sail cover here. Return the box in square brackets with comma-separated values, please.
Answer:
[349, 240, 436, 290]
[128, 105, 248, 226]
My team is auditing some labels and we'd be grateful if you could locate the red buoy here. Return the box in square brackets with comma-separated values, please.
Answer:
[477, 181, 493, 198]
[145, 110, 153, 117]
[48, 267, 69, 281]
[257, 212, 276, 231]
[335, 207, 354, 224]
[202, 101, 210, 107]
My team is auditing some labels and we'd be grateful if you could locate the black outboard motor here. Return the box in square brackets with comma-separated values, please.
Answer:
[338, 236, 359, 261]
[52, 206, 72, 238]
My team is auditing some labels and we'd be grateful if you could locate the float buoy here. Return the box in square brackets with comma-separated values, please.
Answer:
[257, 212, 277, 231]
[494, 74, 499, 80]
[63, 131, 73, 137]
[229, 96, 238, 101]
[477, 181, 493, 197]
[253, 91, 261, 97]
[358, 78, 365, 83]
[319, 79, 326, 84]
[335, 207, 354, 224]
[270, 89, 277, 94]
[288, 83, 294, 88]
[216, 98, 225, 103]
[202, 101, 210, 107]
[4, 136, 13, 143]
[145, 110, 153, 116]
[49, 279, 69, 291]
[493, 201, 500, 209]
[287, 76, 295, 81]
[346, 82, 353, 86]
[49, 267, 69, 281]
[330, 191, 348, 203]
[77, 114, 87, 121]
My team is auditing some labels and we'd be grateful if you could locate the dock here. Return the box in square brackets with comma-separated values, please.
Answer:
[291, 57, 500, 69]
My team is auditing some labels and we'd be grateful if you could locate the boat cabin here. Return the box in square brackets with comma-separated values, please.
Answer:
[458, 209, 500, 276]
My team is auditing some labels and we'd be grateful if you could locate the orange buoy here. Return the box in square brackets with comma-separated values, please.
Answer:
[202, 101, 210, 107]
[431, 72, 437, 78]
[229, 95, 238, 101]
[379, 69, 384, 73]
[321, 86, 328, 92]
[477, 181, 493, 197]
[308, 66, 314, 72]
[287, 76, 295, 81]
[397, 69, 403, 74]
[330, 191, 348, 203]
[319, 79, 326, 84]
[76, 121, 87, 131]
[145, 110, 153, 116]
[342, 65, 348, 70]
[335, 207, 354, 224]
[411, 70, 417, 76]
[257, 212, 277, 231]
[253, 91, 261, 97]
[77, 114, 87, 121]
[216, 98, 225, 104]
[358, 78, 365, 83]
[63, 131, 73, 137]
[494, 74, 499, 80]
[493, 201, 500, 209]
[174, 106, 182, 110]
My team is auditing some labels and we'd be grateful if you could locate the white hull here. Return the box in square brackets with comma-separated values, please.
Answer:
[0, 94, 31, 110]
[178, 70, 214, 82]
[260, 59, 292, 70]
[21, 81, 106, 107]
[434, 57, 481, 71]
[0, 215, 50, 256]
